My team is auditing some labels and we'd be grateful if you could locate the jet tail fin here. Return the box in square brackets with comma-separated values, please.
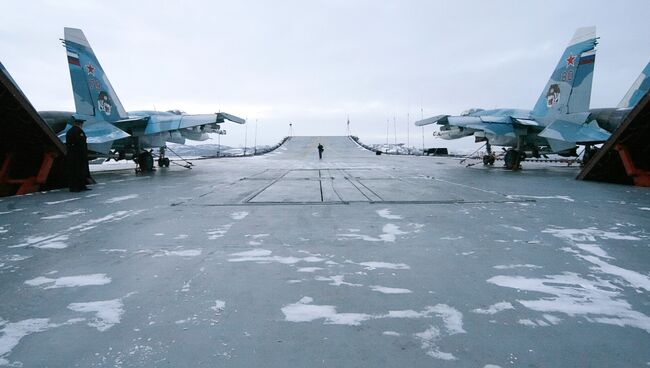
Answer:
[532, 27, 598, 118]
[63, 27, 128, 122]
[617, 60, 650, 108]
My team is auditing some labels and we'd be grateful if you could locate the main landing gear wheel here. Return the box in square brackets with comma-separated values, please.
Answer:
[137, 151, 154, 172]
[504, 149, 522, 170]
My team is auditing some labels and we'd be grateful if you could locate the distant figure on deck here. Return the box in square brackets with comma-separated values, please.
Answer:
[317, 143, 324, 159]
[65, 117, 92, 192]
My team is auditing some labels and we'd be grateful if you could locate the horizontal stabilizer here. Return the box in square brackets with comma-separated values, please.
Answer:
[545, 138, 578, 154]
[539, 120, 610, 144]
[217, 112, 246, 124]
[113, 116, 150, 132]
[58, 120, 130, 144]
[414, 115, 449, 126]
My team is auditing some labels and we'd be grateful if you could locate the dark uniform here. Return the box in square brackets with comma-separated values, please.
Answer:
[317, 143, 324, 159]
[65, 123, 91, 192]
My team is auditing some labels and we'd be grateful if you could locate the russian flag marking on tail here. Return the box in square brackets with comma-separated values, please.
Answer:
[579, 50, 596, 65]
[67, 51, 80, 66]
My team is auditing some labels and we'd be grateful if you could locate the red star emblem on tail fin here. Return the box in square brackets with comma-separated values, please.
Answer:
[566, 54, 576, 67]
[86, 63, 95, 75]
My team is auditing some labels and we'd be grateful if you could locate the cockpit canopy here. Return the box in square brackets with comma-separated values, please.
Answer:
[166, 109, 186, 115]
[460, 108, 485, 116]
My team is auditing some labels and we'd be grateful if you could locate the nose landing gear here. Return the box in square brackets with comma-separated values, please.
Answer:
[157, 147, 170, 168]
[482, 142, 496, 166]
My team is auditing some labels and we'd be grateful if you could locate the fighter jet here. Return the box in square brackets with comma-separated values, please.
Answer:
[415, 27, 610, 170]
[578, 60, 650, 161]
[40, 28, 245, 172]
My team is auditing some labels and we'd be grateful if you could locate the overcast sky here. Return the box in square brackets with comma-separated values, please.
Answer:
[2, 0, 649, 150]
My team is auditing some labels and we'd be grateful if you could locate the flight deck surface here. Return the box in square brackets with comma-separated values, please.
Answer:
[1, 136, 649, 367]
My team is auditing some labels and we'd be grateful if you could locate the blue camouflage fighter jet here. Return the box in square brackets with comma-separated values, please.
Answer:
[415, 27, 609, 170]
[40, 27, 245, 172]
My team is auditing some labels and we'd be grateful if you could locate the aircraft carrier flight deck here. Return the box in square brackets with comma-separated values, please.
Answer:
[1, 136, 649, 367]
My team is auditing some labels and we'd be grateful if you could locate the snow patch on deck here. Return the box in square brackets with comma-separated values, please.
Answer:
[67, 210, 145, 232]
[473, 302, 515, 315]
[297, 267, 323, 273]
[315, 275, 362, 287]
[506, 195, 574, 202]
[230, 211, 249, 220]
[151, 249, 202, 257]
[370, 285, 412, 294]
[10, 234, 69, 249]
[207, 224, 232, 240]
[25, 273, 111, 289]
[493, 264, 542, 270]
[543, 227, 641, 242]
[358, 262, 410, 270]
[0, 317, 83, 365]
[228, 249, 324, 265]
[211, 300, 226, 314]
[488, 273, 650, 332]
[67, 298, 125, 332]
[41, 209, 87, 220]
[103, 194, 139, 204]
[44, 198, 80, 205]
[337, 223, 408, 243]
[376, 209, 402, 220]
[281, 297, 464, 360]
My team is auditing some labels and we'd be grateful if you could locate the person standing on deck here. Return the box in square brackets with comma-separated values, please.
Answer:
[65, 117, 92, 192]
[317, 143, 324, 159]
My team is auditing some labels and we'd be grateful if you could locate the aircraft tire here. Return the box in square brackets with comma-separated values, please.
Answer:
[483, 155, 496, 166]
[138, 152, 154, 172]
[504, 150, 521, 170]
[163, 158, 170, 167]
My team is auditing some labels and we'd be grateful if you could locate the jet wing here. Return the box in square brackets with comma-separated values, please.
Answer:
[177, 113, 246, 129]
[539, 120, 611, 144]
[178, 114, 222, 129]
[448, 115, 517, 125]
[58, 120, 131, 144]
[416, 114, 520, 127]
[448, 115, 519, 127]
[447, 116, 483, 125]
[217, 112, 246, 124]
[419, 113, 538, 139]
[414, 115, 449, 126]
